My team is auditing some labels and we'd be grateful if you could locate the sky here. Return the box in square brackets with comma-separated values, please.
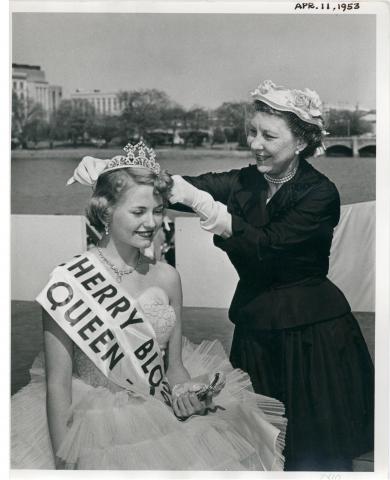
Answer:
[12, 12, 376, 110]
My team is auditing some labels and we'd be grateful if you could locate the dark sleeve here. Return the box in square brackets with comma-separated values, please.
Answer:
[215, 181, 340, 259]
[182, 170, 240, 204]
[168, 169, 240, 213]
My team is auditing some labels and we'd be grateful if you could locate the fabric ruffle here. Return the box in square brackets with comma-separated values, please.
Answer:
[11, 338, 286, 471]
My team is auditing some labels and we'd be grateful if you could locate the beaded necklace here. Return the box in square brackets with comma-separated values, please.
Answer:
[264, 164, 298, 184]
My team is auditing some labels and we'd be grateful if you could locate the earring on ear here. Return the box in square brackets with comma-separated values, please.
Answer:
[295, 149, 301, 156]
[104, 223, 110, 236]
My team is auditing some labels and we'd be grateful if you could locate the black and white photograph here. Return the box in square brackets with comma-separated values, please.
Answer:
[9, 0, 390, 477]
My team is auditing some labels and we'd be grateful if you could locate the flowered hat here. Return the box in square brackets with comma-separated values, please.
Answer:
[250, 80, 325, 131]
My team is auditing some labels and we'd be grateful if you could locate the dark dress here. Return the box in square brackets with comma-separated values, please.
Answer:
[178, 160, 374, 471]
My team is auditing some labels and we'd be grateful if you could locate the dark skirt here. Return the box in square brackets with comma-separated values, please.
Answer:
[230, 313, 374, 471]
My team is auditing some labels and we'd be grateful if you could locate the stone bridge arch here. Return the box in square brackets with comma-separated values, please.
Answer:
[325, 144, 353, 157]
[324, 136, 376, 157]
[359, 145, 376, 157]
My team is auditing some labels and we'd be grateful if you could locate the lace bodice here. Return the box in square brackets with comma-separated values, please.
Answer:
[73, 289, 176, 391]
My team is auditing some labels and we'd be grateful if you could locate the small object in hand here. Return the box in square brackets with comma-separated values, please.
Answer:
[172, 372, 226, 401]
[196, 372, 226, 401]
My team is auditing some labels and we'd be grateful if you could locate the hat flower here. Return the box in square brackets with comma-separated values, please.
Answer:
[258, 80, 276, 94]
[251, 79, 276, 96]
[292, 91, 310, 109]
[304, 88, 322, 116]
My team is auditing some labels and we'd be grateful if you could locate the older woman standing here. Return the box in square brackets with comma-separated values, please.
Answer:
[169, 80, 374, 471]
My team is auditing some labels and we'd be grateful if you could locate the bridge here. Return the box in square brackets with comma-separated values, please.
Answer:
[324, 136, 376, 157]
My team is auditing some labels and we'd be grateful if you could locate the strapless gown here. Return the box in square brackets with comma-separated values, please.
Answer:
[11, 289, 287, 470]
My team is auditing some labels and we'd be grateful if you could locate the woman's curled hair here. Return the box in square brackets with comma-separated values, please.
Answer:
[86, 167, 173, 233]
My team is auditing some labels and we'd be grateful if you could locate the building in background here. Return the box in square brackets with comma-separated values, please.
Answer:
[323, 101, 371, 114]
[48, 85, 63, 114]
[359, 112, 376, 136]
[12, 63, 62, 116]
[70, 90, 122, 115]
[12, 68, 28, 104]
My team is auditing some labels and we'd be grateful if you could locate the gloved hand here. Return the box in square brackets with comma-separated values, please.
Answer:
[169, 175, 200, 207]
[66, 156, 111, 187]
[170, 175, 232, 237]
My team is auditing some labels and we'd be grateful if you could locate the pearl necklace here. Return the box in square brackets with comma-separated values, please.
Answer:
[264, 165, 298, 185]
[97, 247, 141, 283]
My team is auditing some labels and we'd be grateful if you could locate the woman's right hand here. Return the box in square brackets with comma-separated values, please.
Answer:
[169, 175, 199, 207]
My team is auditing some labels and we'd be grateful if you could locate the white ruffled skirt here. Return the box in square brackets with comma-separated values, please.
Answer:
[11, 338, 287, 470]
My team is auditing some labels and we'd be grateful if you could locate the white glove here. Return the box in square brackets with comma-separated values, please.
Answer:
[170, 175, 232, 237]
[199, 201, 232, 237]
[169, 175, 200, 207]
[66, 156, 110, 186]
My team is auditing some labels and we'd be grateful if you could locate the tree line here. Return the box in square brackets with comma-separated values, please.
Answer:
[11, 89, 373, 150]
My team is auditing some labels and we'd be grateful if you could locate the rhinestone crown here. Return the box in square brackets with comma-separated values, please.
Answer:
[104, 140, 160, 175]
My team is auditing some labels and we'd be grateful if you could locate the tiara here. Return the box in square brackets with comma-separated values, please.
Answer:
[103, 140, 161, 176]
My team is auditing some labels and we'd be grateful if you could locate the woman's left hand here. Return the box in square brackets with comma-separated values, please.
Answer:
[172, 391, 210, 419]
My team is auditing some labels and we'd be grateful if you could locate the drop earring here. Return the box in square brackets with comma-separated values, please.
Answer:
[105, 223, 110, 236]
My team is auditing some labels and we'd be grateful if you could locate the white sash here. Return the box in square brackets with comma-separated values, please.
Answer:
[36, 252, 172, 405]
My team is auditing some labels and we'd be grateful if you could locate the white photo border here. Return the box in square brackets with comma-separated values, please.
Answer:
[6, 2, 390, 480]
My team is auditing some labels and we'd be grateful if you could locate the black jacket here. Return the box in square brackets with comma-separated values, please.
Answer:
[179, 160, 351, 330]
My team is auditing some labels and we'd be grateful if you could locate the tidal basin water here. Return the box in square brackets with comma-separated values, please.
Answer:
[11, 148, 375, 215]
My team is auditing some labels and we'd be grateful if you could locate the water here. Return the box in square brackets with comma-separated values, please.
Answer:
[11, 148, 375, 214]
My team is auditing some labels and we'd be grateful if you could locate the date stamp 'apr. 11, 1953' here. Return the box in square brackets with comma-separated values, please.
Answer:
[294, 2, 360, 11]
